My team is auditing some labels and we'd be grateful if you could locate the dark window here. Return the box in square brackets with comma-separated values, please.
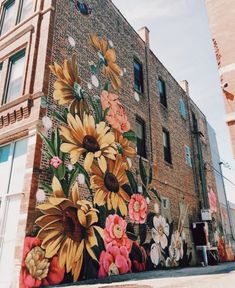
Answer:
[134, 59, 143, 93]
[2, 50, 26, 104]
[0, 0, 15, 36]
[158, 78, 167, 107]
[163, 128, 172, 164]
[179, 98, 187, 119]
[18, 0, 34, 23]
[136, 117, 146, 158]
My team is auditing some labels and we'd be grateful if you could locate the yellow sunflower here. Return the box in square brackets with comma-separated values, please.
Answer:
[90, 155, 130, 216]
[60, 113, 117, 172]
[49, 54, 89, 116]
[36, 181, 103, 281]
[90, 35, 122, 90]
[115, 130, 136, 159]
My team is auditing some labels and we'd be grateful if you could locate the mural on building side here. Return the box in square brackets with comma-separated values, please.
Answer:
[20, 34, 191, 287]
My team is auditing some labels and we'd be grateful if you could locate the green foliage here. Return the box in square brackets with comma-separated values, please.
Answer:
[126, 170, 138, 194]
[123, 130, 136, 142]
[139, 223, 147, 245]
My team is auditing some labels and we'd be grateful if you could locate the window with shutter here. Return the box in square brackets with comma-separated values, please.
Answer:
[136, 118, 146, 158]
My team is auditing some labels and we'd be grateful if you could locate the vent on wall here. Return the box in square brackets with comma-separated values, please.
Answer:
[75, 1, 92, 16]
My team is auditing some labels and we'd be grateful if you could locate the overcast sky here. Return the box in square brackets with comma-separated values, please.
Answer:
[112, 0, 235, 203]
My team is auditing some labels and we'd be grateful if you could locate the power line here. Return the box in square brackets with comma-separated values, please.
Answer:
[206, 162, 235, 187]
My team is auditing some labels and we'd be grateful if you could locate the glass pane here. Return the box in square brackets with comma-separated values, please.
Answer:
[1, 1, 15, 36]
[6, 52, 25, 103]
[20, 0, 34, 22]
[136, 120, 144, 139]
[163, 131, 168, 147]
[0, 145, 11, 198]
[8, 138, 28, 194]
[0, 194, 22, 286]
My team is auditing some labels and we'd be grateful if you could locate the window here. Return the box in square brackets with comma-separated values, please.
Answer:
[179, 98, 187, 119]
[136, 117, 146, 158]
[163, 128, 172, 164]
[185, 145, 192, 167]
[134, 59, 143, 93]
[162, 197, 169, 209]
[3, 50, 26, 104]
[0, 138, 28, 286]
[0, 0, 15, 36]
[158, 78, 167, 107]
[18, 0, 34, 22]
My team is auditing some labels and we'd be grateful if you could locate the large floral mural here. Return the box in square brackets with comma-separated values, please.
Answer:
[20, 34, 191, 287]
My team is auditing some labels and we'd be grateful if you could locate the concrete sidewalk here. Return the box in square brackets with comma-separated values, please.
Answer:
[55, 262, 235, 288]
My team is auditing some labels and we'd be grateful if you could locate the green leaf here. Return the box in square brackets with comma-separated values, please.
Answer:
[40, 182, 53, 194]
[90, 64, 97, 74]
[122, 184, 133, 196]
[53, 111, 67, 124]
[127, 222, 135, 234]
[126, 170, 138, 194]
[103, 83, 110, 92]
[139, 223, 147, 245]
[151, 188, 161, 202]
[73, 82, 83, 100]
[67, 166, 80, 192]
[139, 157, 148, 186]
[40, 96, 48, 108]
[56, 163, 66, 180]
[54, 129, 61, 155]
[103, 107, 110, 119]
[147, 212, 155, 229]
[127, 231, 138, 241]
[123, 130, 136, 142]
[38, 131, 56, 157]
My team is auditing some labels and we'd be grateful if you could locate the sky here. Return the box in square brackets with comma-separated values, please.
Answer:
[112, 0, 235, 203]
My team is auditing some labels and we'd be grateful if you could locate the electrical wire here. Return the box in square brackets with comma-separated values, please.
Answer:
[206, 162, 235, 187]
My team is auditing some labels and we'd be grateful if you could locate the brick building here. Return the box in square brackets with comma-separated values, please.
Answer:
[0, 0, 225, 287]
[205, 0, 235, 158]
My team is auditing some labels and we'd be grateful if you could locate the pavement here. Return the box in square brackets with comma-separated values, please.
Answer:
[56, 262, 235, 288]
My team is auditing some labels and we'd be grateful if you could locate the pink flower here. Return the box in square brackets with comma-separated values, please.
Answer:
[98, 243, 131, 278]
[50, 156, 63, 169]
[101, 90, 130, 133]
[104, 214, 132, 252]
[128, 194, 147, 224]
[208, 187, 217, 213]
[20, 237, 64, 288]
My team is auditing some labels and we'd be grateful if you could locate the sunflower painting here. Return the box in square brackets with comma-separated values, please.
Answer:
[20, 32, 192, 287]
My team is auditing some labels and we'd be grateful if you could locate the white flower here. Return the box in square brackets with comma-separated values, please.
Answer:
[138, 185, 143, 193]
[154, 202, 160, 214]
[150, 243, 161, 266]
[181, 230, 186, 241]
[94, 94, 100, 100]
[91, 75, 99, 87]
[166, 257, 178, 268]
[146, 197, 150, 204]
[36, 189, 46, 203]
[169, 231, 184, 261]
[42, 116, 52, 130]
[152, 215, 169, 249]
[120, 69, 124, 76]
[108, 39, 114, 47]
[87, 82, 92, 90]
[67, 163, 74, 171]
[134, 91, 140, 102]
[78, 173, 85, 185]
[123, 68, 127, 74]
[68, 35, 76, 47]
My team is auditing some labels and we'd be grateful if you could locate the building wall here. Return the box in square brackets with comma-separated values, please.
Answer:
[0, 0, 55, 286]
[0, 0, 223, 286]
[205, 0, 235, 157]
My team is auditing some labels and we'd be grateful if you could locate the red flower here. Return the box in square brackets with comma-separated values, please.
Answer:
[128, 194, 147, 224]
[20, 237, 64, 288]
[130, 242, 147, 272]
[104, 214, 132, 252]
[50, 156, 63, 169]
[98, 243, 131, 278]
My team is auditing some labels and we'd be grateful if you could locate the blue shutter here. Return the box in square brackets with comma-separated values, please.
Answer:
[185, 146, 192, 167]
[180, 99, 187, 119]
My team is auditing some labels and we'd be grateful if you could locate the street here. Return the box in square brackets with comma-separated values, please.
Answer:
[61, 262, 235, 288]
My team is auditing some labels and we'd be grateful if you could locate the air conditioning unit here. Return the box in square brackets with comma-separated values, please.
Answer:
[201, 209, 212, 221]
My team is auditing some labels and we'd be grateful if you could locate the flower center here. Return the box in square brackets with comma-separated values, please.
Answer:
[133, 201, 140, 212]
[104, 172, 119, 193]
[25, 246, 50, 280]
[113, 224, 123, 239]
[63, 207, 83, 242]
[83, 135, 100, 153]
[158, 225, 164, 236]
[108, 262, 119, 276]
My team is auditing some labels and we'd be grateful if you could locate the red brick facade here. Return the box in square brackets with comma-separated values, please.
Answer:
[205, 0, 235, 158]
[0, 0, 223, 286]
